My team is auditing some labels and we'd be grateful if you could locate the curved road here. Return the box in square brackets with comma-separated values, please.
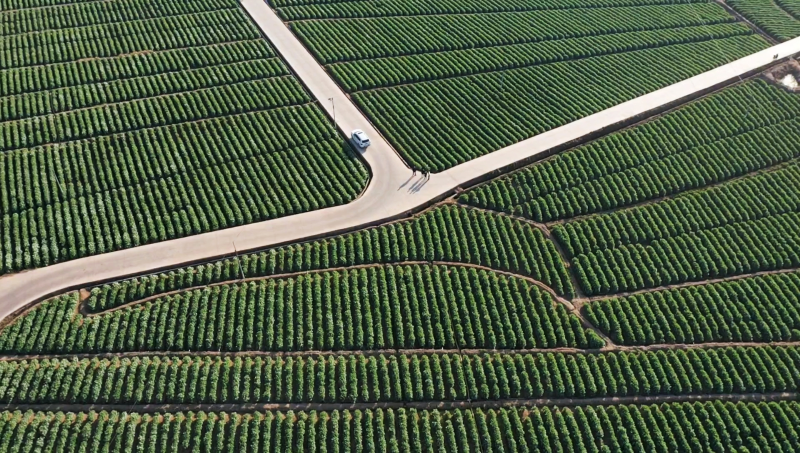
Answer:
[0, 0, 798, 321]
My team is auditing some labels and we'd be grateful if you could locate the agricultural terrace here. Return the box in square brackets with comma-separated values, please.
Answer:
[728, 0, 800, 41]
[0, 0, 368, 276]
[3, 79, 800, 450]
[460, 79, 800, 295]
[271, 0, 772, 171]
[3, 403, 800, 451]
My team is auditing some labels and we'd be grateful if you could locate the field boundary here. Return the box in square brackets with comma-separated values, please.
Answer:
[5, 392, 795, 414]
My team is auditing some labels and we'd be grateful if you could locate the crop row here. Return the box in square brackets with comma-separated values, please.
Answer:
[0, 59, 287, 122]
[574, 210, 800, 296]
[0, 0, 235, 36]
[355, 36, 767, 172]
[2, 402, 797, 452]
[554, 160, 800, 259]
[0, 39, 273, 97]
[0, 138, 366, 273]
[329, 24, 753, 92]
[777, 0, 800, 19]
[0, 76, 309, 153]
[585, 271, 800, 345]
[0, 9, 259, 70]
[0, 103, 341, 218]
[0, 0, 98, 10]
[81, 204, 574, 310]
[728, 0, 800, 41]
[521, 119, 798, 222]
[277, 0, 708, 20]
[459, 80, 800, 220]
[1, 346, 798, 404]
[292, 3, 735, 64]
[2, 264, 591, 355]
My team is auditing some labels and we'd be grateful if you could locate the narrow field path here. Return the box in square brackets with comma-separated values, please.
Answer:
[5, 340, 800, 361]
[5, 392, 795, 414]
[715, 0, 782, 44]
[0, 0, 797, 327]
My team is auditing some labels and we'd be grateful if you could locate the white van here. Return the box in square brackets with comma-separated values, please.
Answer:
[352, 129, 371, 148]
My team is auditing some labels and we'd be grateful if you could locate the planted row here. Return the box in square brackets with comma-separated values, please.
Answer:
[0, 39, 274, 97]
[3, 402, 799, 452]
[460, 80, 800, 221]
[554, 160, 800, 258]
[355, 36, 767, 171]
[1, 264, 593, 354]
[728, 0, 800, 41]
[277, 0, 708, 20]
[291, 3, 735, 64]
[330, 23, 753, 92]
[573, 210, 800, 296]
[2, 346, 799, 404]
[585, 271, 800, 345]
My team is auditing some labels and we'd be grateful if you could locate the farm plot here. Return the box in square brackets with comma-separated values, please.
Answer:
[2, 145, 800, 447]
[0, 346, 797, 404]
[585, 271, 800, 345]
[274, 0, 771, 171]
[80, 203, 576, 312]
[0, 402, 798, 452]
[459, 80, 800, 222]
[728, 0, 800, 41]
[0, 205, 586, 355]
[457, 80, 800, 296]
[557, 161, 800, 296]
[0, 0, 368, 275]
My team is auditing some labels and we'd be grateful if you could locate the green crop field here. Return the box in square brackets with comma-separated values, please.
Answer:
[460, 80, 800, 296]
[271, 0, 772, 171]
[728, 0, 800, 41]
[585, 271, 800, 345]
[4, 78, 800, 450]
[0, 0, 368, 276]
[0, 0, 798, 450]
[2, 402, 799, 452]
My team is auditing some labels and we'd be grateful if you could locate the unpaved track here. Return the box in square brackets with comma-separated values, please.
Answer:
[5, 340, 800, 361]
[0, 0, 798, 325]
[6, 392, 796, 414]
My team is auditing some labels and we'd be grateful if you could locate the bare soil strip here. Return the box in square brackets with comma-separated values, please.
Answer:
[5, 341, 800, 361]
[4, 392, 795, 414]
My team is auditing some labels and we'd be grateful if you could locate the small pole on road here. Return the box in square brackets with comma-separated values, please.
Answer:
[329, 97, 336, 126]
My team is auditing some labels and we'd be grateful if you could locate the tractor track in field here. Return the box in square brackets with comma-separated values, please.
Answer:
[5, 340, 800, 361]
[715, 0, 782, 44]
[4, 392, 796, 414]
